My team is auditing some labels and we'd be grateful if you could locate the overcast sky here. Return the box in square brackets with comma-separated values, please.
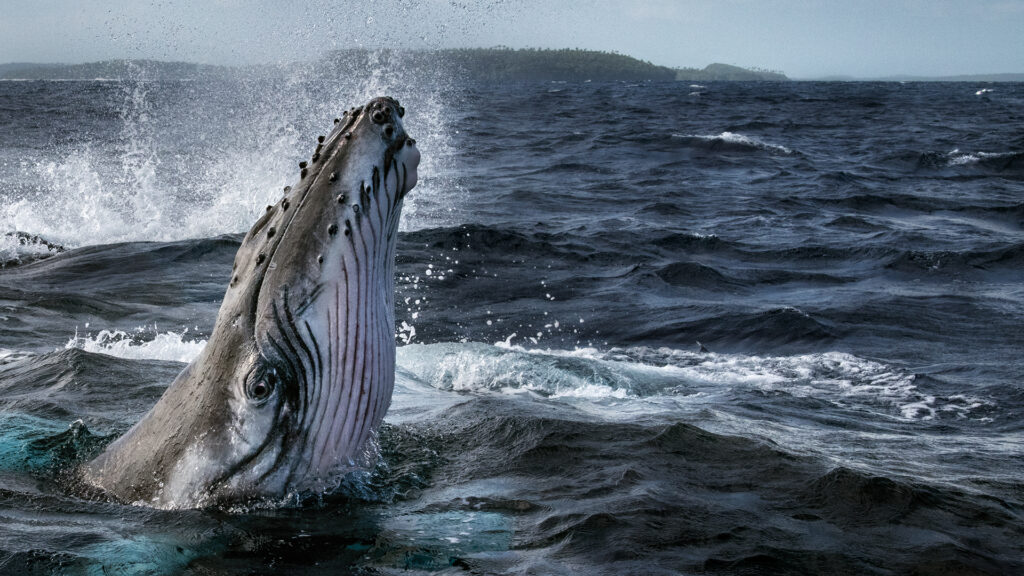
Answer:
[1, 0, 1022, 78]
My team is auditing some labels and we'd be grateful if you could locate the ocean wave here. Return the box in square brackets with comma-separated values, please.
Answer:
[0, 348, 35, 365]
[946, 148, 1022, 168]
[671, 131, 793, 155]
[653, 261, 849, 289]
[417, 397, 1022, 574]
[395, 342, 991, 422]
[885, 242, 1024, 273]
[886, 148, 1024, 172]
[820, 191, 1024, 220]
[400, 223, 616, 261]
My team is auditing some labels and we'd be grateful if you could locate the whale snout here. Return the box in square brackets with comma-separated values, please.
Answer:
[346, 97, 419, 196]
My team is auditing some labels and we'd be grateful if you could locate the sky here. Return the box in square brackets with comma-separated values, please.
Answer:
[1, 0, 1022, 78]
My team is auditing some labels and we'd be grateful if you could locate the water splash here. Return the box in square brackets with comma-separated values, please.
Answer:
[1, 52, 464, 248]
[65, 328, 207, 363]
[117, 64, 165, 236]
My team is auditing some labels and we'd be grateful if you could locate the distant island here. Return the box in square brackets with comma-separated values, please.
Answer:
[675, 63, 788, 82]
[0, 48, 790, 83]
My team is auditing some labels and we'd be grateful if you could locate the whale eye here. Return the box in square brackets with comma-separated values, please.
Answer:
[247, 370, 278, 404]
[251, 381, 269, 399]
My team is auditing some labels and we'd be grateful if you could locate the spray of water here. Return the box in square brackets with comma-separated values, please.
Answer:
[1, 52, 464, 248]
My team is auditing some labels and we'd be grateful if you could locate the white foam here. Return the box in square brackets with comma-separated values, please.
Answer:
[398, 342, 992, 422]
[947, 149, 1015, 167]
[672, 131, 793, 154]
[64, 329, 206, 363]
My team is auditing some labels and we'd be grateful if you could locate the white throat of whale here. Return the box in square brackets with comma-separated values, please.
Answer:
[82, 97, 419, 508]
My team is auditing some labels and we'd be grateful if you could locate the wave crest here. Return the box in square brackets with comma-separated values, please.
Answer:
[396, 342, 992, 422]
[671, 131, 793, 154]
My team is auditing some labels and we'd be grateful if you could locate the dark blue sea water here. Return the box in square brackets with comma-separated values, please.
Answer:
[0, 72, 1022, 574]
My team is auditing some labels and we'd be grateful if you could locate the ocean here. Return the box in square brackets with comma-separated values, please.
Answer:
[0, 72, 1021, 574]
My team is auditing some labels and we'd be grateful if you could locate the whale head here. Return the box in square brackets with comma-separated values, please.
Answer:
[83, 97, 419, 507]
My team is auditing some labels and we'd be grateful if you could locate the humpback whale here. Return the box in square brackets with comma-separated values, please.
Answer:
[82, 97, 419, 508]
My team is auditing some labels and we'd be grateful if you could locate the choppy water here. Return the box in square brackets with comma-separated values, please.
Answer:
[0, 72, 1022, 575]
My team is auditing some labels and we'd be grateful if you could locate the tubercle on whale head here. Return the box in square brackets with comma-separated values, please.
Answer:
[81, 96, 420, 508]
[255, 97, 418, 231]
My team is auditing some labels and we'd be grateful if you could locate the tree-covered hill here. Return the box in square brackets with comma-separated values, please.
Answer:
[675, 63, 789, 82]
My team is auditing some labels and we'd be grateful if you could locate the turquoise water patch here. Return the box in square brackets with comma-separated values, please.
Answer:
[0, 414, 111, 475]
[78, 535, 205, 576]
[0, 414, 65, 472]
